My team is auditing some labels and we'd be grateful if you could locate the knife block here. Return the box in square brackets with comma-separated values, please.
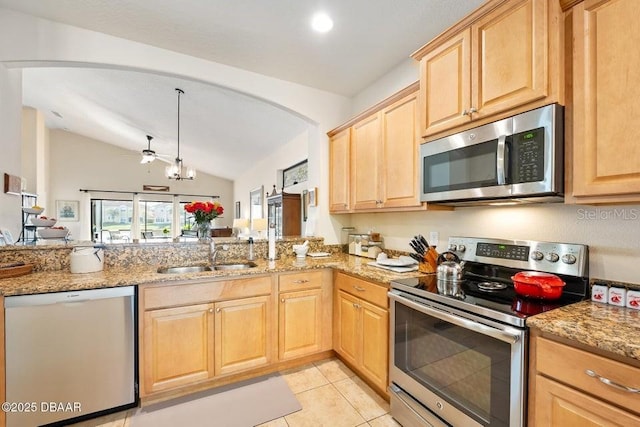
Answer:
[419, 247, 438, 273]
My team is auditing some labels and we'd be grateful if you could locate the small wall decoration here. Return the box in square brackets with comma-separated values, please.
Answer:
[235, 201, 241, 219]
[143, 185, 170, 192]
[308, 187, 317, 207]
[3, 173, 21, 195]
[249, 186, 264, 223]
[56, 200, 79, 221]
[282, 160, 308, 188]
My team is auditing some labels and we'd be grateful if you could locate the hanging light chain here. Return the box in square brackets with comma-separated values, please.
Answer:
[166, 87, 195, 181]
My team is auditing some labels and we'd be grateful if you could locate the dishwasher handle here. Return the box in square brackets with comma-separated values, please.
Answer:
[5, 286, 135, 308]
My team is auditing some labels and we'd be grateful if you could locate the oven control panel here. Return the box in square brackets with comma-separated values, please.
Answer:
[448, 236, 588, 277]
[475, 242, 529, 261]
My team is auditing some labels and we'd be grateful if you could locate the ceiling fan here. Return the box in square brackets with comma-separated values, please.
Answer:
[139, 135, 172, 164]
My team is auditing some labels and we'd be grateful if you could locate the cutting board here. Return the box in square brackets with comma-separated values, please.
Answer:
[367, 261, 418, 273]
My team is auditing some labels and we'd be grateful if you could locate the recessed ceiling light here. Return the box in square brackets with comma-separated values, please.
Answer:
[311, 12, 333, 33]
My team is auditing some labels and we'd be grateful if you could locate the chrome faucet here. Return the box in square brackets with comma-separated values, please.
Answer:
[209, 241, 228, 265]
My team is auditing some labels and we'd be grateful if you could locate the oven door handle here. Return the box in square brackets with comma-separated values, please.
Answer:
[496, 134, 507, 185]
[390, 292, 521, 344]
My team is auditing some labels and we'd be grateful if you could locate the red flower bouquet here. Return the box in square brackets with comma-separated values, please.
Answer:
[184, 201, 224, 224]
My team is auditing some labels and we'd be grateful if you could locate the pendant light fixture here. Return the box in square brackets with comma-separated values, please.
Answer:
[165, 88, 196, 181]
[140, 135, 156, 164]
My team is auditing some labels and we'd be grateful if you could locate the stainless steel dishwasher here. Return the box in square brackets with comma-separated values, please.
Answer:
[5, 286, 137, 427]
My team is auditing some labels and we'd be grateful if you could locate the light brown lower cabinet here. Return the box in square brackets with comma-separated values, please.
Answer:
[333, 272, 389, 395]
[529, 334, 640, 426]
[533, 375, 640, 426]
[214, 295, 272, 375]
[140, 270, 332, 399]
[143, 303, 215, 393]
[278, 270, 333, 360]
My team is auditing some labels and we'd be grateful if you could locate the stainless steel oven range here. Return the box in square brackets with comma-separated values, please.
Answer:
[389, 237, 589, 427]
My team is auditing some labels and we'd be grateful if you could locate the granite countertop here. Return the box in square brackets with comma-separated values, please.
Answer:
[0, 253, 424, 296]
[527, 300, 640, 362]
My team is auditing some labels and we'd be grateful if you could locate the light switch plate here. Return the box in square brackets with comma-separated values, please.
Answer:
[429, 231, 439, 247]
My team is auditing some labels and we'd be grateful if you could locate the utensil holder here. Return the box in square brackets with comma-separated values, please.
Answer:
[420, 246, 438, 273]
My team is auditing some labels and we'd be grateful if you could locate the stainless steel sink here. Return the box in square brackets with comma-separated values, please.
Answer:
[213, 262, 258, 271]
[157, 265, 212, 274]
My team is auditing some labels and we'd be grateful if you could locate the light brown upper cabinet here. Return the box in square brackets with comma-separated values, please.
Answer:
[328, 83, 437, 213]
[568, 0, 640, 203]
[351, 112, 383, 210]
[380, 91, 423, 209]
[328, 128, 351, 212]
[413, 0, 562, 138]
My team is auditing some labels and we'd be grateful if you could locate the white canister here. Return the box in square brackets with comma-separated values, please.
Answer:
[608, 287, 626, 307]
[626, 290, 640, 310]
[591, 284, 608, 304]
[70, 247, 105, 274]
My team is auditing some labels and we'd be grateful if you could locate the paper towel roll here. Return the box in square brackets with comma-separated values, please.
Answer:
[268, 226, 276, 260]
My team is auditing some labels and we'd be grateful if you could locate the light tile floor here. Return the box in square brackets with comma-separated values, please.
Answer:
[69, 358, 401, 427]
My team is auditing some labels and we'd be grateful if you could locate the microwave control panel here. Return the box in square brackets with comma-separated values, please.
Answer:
[512, 127, 544, 183]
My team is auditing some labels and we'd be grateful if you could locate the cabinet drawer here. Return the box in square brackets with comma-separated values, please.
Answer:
[279, 270, 324, 292]
[335, 273, 388, 308]
[536, 337, 640, 413]
[143, 275, 273, 310]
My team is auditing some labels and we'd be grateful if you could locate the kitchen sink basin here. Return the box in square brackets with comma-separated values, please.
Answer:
[213, 262, 258, 271]
[157, 265, 212, 274]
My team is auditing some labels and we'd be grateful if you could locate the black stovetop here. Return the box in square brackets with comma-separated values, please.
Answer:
[391, 262, 588, 328]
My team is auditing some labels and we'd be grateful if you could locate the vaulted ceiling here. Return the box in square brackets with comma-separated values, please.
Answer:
[1, 0, 484, 179]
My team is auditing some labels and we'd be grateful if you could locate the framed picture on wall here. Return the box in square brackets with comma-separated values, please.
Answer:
[249, 186, 264, 224]
[308, 187, 317, 207]
[282, 160, 308, 188]
[235, 201, 241, 219]
[56, 200, 79, 221]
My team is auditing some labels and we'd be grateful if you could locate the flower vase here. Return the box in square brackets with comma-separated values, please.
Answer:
[197, 221, 212, 242]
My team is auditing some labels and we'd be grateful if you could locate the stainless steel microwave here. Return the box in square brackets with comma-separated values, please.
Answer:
[420, 104, 563, 206]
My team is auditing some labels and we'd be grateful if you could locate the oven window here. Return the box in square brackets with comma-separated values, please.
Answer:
[394, 301, 511, 426]
[423, 140, 498, 193]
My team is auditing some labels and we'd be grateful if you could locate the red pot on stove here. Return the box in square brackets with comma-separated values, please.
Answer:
[511, 271, 565, 300]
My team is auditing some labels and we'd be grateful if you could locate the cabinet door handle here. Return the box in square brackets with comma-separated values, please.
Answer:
[353, 303, 361, 309]
[281, 298, 285, 303]
[585, 369, 640, 394]
[208, 308, 213, 313]
[216, 308, 221, 313]
[293, 279, 309, 284]
[468, 107, 477, 114]
[353, 286, 365, 292]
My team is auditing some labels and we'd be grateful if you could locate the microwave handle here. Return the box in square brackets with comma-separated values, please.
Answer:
[496, 134, 507, 185]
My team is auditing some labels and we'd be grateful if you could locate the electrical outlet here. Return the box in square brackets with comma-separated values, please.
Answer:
[429, 231, 439, 247]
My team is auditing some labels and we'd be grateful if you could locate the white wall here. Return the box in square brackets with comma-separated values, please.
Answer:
[0, 64, 22, 241]
[234, 127, 310, 222]
[48, 129, 234, 239]
[350, 59, 419, 116]
[21, 107, 50, 211]
[348, 204, 640, 283]
[0, 6, 352, 241]
[0, 8, 351, 135]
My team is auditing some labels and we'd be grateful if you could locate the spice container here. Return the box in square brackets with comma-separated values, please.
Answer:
[626, 290, 640, 310]
[591, 284, 608, 303]
[608, 287, 626, 307]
